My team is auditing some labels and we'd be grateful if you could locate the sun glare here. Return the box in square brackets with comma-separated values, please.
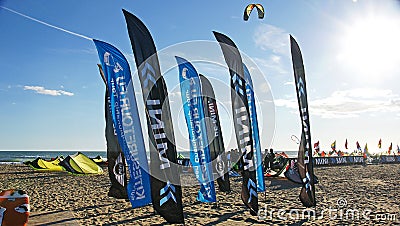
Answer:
[338, 14, 400, 81]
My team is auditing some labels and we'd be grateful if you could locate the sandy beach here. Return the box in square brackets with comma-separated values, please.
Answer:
[1, 163, 399, 225]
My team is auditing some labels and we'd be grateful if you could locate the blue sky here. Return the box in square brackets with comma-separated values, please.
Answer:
[1, 0, 399, 154]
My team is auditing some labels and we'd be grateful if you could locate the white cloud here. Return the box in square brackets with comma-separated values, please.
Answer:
[274, 98, 297, 109]
[253, 24, 289, 55]
[275, 88, 400, 118]
[168, 91, 182, 98]
[252, 56, 288, 75]
[391, 98, 400, 107]
[331, 88, 396, 99]
[284, 81, 294, 86]
[23, 86, 74, 96]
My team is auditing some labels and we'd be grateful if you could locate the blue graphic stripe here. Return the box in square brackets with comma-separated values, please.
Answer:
[243, 64, 265, 192]
[176, 56, 216, 203]
[94, 40, 152, 208]
[159, 181, 177, 206]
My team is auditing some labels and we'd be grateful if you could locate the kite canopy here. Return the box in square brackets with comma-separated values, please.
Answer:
[91, 155, 107, 166]
[24, 153, 103, 174]
[24, 156, 64, 171]
[59, 152, 103, 174]
[243, 4, 265, 21]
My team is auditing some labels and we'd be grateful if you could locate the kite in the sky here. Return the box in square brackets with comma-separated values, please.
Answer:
[243, 4, 265, 21]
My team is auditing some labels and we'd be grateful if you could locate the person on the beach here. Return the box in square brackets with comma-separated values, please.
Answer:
[231, 149, 240, 171]
[264, 148, 275, 172]
[262, 149, 268, 162]
[363, 150, 367, 166]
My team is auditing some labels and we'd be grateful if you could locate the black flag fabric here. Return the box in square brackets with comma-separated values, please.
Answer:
[105, 91, 129, 199]
[199, 74, 231, 193]
[213, 31, 258, 216]
[123, 10, 184, 223]
[98, 64, 128, 200]
[290, 35, 316, 207]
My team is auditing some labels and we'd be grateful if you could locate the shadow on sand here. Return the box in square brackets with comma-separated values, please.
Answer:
[265, 177, 302, 190]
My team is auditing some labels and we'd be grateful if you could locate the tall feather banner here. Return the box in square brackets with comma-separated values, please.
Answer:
[176, 56, 216, 203]
[199, 74, 231, 192]
[213, 31, 258, 216]
[98, 64, 128, 200]
[243, 63, 265, 192]
[123, 10, 184, 223]
[94, 39, 152, 208]
[290, 35, 316, 207]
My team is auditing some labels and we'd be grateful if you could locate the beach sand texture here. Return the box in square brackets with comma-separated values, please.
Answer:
[1, 164, 399, 225]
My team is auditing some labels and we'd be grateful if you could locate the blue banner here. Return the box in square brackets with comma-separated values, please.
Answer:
[312, 156, 364, 166]
[380, 155, 399, 164]
[176, 56, 216, 203]
[243, 64, 265, 192]
[94, 39, 152, 208]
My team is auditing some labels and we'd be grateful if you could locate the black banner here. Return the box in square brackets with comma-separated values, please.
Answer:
[290, 35, 316, 207]
[123, 10, 184, 224]
[98, 64, 128, 199]
[199, 74, 230, 193]
[213, 31, 258, 216]
[105, 91, 129, 199]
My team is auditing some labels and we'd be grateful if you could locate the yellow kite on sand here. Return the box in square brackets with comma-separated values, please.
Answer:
[24, 152, 103, 174]
[24, 156, 64, 172]
[59, 152, 104, 174]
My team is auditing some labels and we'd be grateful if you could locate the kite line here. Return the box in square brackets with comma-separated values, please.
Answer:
[1, 6, 92, 41]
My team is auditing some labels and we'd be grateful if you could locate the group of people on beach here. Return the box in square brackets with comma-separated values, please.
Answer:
[263, 148, 276, 171]
[227, 148, 278, 173]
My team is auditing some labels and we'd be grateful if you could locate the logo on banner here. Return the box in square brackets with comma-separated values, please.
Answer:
[232, 73, 244, 96]
[103, 52, 123, 73]
[247, 179, 258, 203]
[160, 181, 177, 206]
[141, 62, 157, 88]
[181, 68, 188, 79]
[215, 157, 225, 175]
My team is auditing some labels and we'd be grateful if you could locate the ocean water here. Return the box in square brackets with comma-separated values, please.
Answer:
[0, 150, 107, 164]
[0, 150, 298, 164]
[265, 150, 298, 158]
